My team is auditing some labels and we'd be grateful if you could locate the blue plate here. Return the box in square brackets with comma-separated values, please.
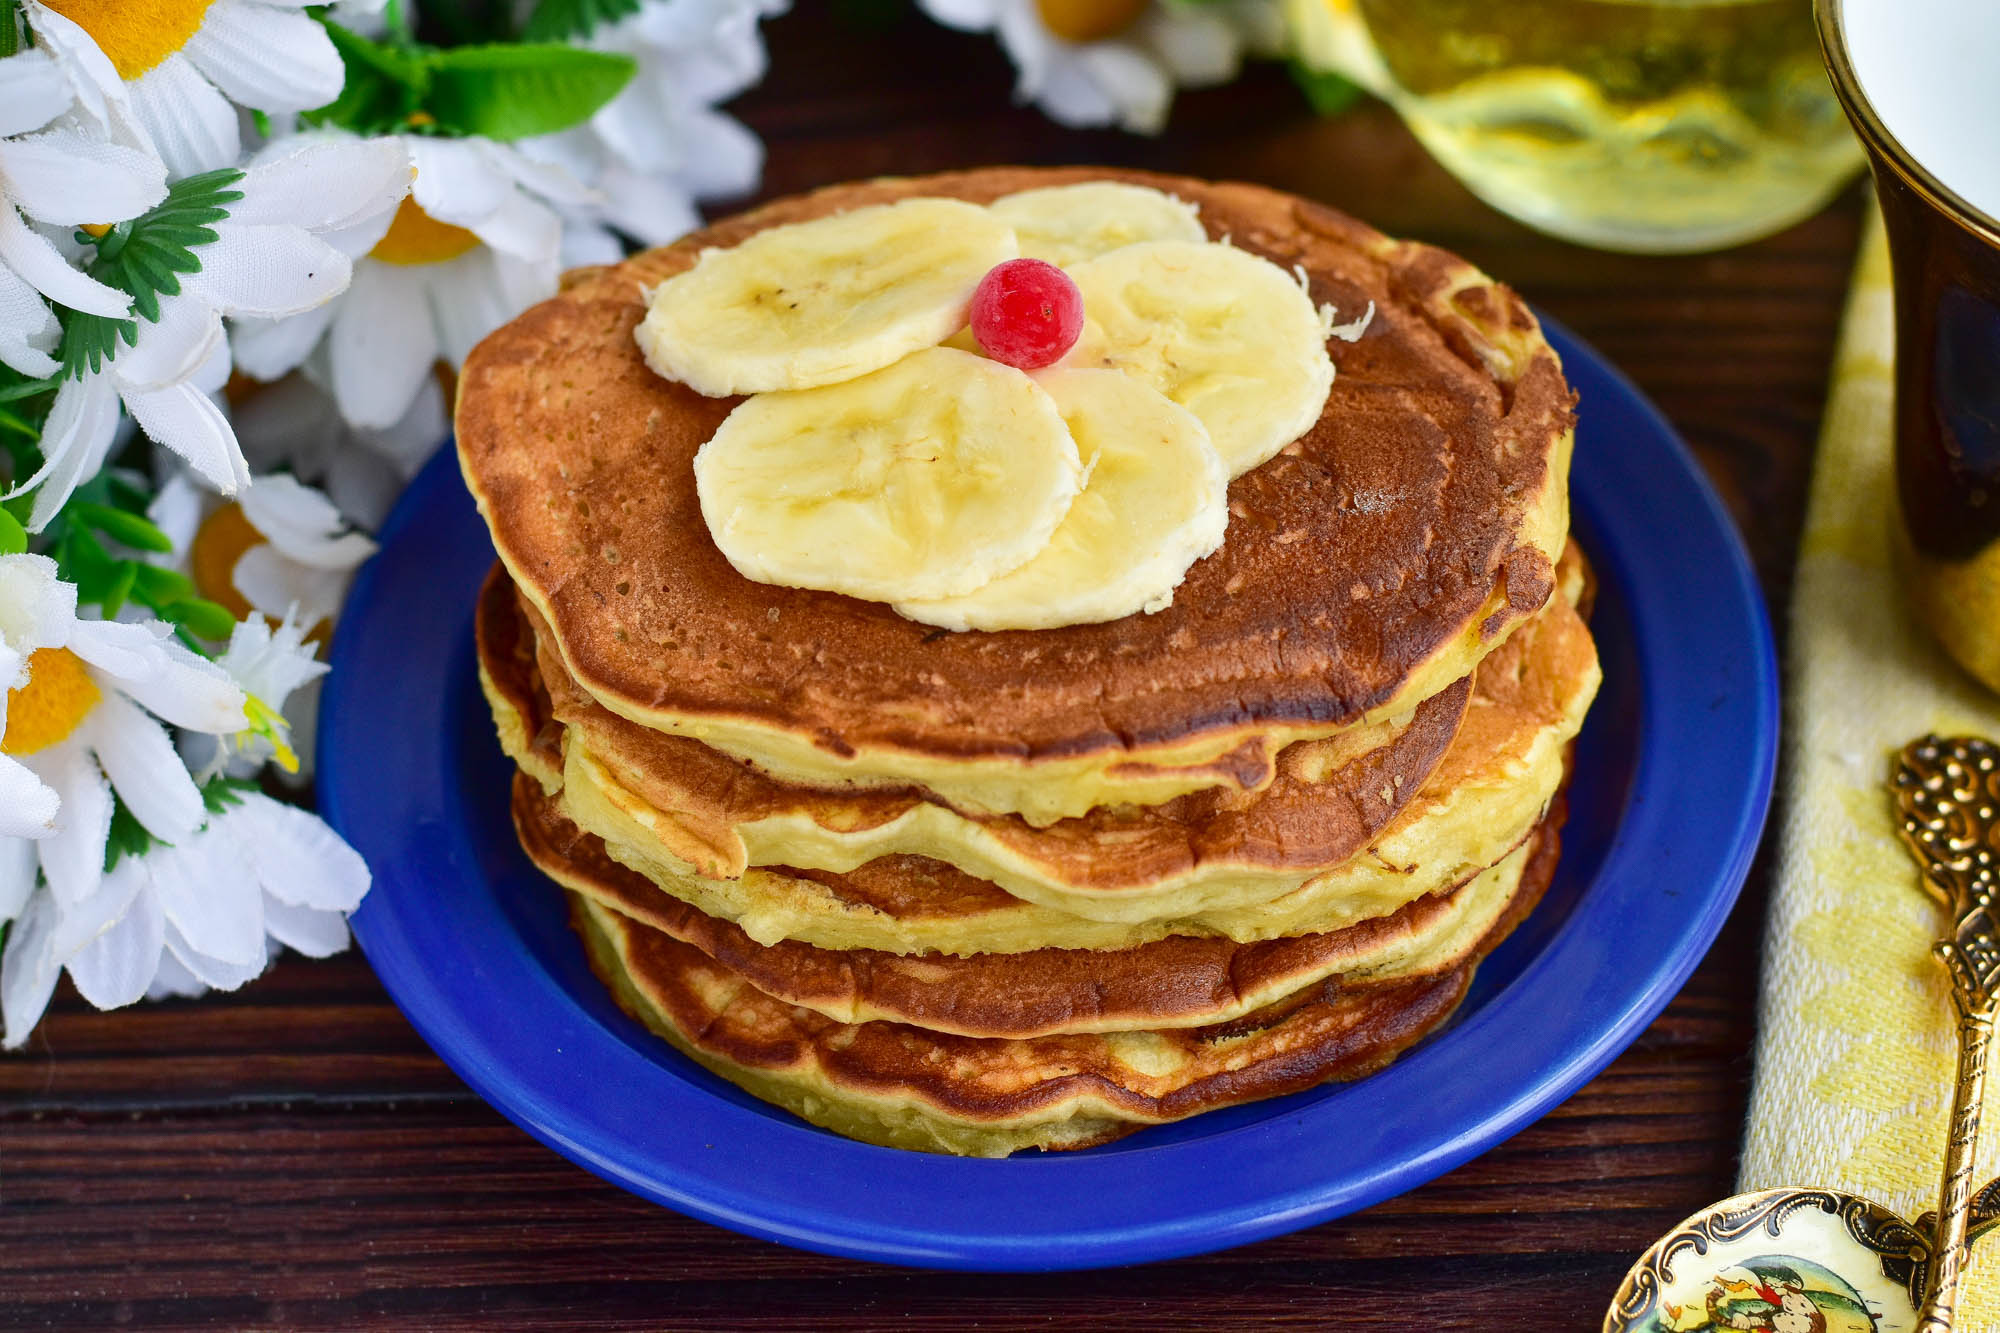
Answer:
[320, 318, 1776, 1272]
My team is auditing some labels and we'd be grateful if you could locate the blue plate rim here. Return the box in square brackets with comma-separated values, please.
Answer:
[320, 314, 1777, 1272]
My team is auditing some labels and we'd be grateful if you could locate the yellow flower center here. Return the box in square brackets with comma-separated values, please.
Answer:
[42, 0, 215, 81]
[370, 196, 482, 267]
[1034, 0, 1149, 43]
[2, 648, 101, 756]
[190, 501, 259, 623]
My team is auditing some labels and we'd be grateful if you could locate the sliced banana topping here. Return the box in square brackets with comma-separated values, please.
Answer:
[897, 369, 1227, 632]
[695, 347, 1083, 603]
[1063, 240, 1335, 477]
[637, 198, 1018, 397]
[988, 182, 1207, 268]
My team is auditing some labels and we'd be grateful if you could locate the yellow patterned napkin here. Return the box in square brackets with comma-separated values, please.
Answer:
[1739, 206, 2000, 1328]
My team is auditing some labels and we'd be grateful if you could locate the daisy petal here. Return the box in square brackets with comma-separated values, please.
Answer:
[466, 191, 560, 263]
[0, 832, 37, 918]
[1133, 8, 1240, 87]
[1, 888, 60, 1048]
[0, 261, 59, 378]
[19, 7, 117, 123]
[66, 884, 164, 1009]
[227, 796, 370, 911]
[672, 108, 765, 201]
[31, 742, 110, 909]
[329, 260, 438, 429]
[127, 53, 241, 179]
[145, 944, 207, 1000]
[123, 380, 249, 494]
[0, 754, 59, 839]
[87, 632, 245, 735]
[240, 474, 377, 570]
[163, 913, 267, 990]
[0, 197, 131, 317]
[117, 297, 225, 391]
[409, 138, 508, 227]
[0, 49, 71, 138]
[148, 831, 265, 967]
[229, 303, 335, 382]
[183, 2, 343, 114]
[0, 129, 166, 226]
[187, 223, 351, 319]
[20, 373, 119, 530]
[84, 693, 205, 842]
[47, 853, 147, 961]
[237, 137, 411, 234]
[262, 900, 350, 958]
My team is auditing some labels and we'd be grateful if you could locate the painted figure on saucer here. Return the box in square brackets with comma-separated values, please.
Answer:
[1645, 1258, 1876, 1333]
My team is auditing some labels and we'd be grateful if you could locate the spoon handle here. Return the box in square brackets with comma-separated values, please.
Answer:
[1923, 995, 1997, 1332]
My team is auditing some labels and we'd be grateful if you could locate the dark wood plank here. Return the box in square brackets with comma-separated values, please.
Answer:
[0, 5, 1857, 1328]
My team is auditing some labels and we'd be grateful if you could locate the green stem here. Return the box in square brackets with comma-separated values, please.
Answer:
[0, 0, 20, 60]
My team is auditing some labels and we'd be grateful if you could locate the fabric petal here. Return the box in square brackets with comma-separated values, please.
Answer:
[20, 373, 120, 530]
[239, 474, 377, 569]
[47, 853, 147, 962]
[227, 795, 371, 911]
[466, 190, 560, 263]
[0, 259, 59, 378]
[0, 832, 38, 918]
[0, 48, 72, 138]
[185, 223, 351, 320]
[229, 302, 335, 382]
[1133, 7, 1240, 87]
[0, 128, 165, 225]
[183, 1, 343, 113]
[126, 54, 241, 179]
[237, 136, 411, 233]
[592, 167, 700, 249]
[261, 898, 349, 958]
[409, 137, 508, 228]
[144, 943, 207, 1000]
[116, 297, 225, 391]
[30, 741, 110, 910]
[162, 913, 267, 991]
[123, 380, 249, 494]
[79, 627, 245, 734]
[83, 693, 205, 842]
[65, 883, 164, 1009]
[328, 261, 437, 429]
[147, 830, 265, 967]
[0, 754, 60, 839]
[672, 107, 765, 201]
[1, 886, 60, 1047]
[0, 195, 131, 317]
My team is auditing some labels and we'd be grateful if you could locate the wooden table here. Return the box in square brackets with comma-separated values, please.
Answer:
[0, 9, 1864, 1329]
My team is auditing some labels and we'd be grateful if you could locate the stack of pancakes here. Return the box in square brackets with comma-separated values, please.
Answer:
[456, 168, 1599, 1156]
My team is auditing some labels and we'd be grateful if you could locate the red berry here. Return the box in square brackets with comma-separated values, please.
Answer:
[970, 258, 1083, 370]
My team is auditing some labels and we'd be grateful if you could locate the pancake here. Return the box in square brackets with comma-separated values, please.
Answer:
[457, 166, 1576, 824]
[567, 807, 1556, 1156]
[481, 546, 1597, 948]
[502, 571, 1473, 904]
[516, 770, 1561, 1038]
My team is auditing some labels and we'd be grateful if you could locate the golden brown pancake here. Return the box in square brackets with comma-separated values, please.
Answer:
[457, 167, 1576, 823]
[516, 770, 1562, 1038]
[492, 565, 1473, 900]
[567, 813, 1557, 1155]
[477, 546, 1598, 947]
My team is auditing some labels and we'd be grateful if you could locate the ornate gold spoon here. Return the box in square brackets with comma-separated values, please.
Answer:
[1604, 735, 2000, 1333]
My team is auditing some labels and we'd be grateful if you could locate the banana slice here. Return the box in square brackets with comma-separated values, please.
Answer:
[695, 347, 1083, 602]
[636, 198, 1018, 397]
[896, 368, 1227, 632]
[1063, 240, 1334, 477]
[988, 182, 1207, 268]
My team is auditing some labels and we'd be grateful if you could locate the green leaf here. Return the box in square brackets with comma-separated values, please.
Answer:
[1289, 60, 1363, 117]
[59, 170, 244, 380]
[0, 506, 23, 556]
[130, 562, 196, 606]
[99, 558, 137, 618]
[103, 798, 157, 871]
[520, 0, 641, 42]
[305, 20, 429, 135]
[73, 502, 173, 554]
[426, 44, 636, 141]
[163, 597, 238, 642]
[201, 776, 258, 815]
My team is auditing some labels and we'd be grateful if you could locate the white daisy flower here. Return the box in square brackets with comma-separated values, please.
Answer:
[15, 137, 411, 529]
[0, 47, 166, 377]
[233, 135, 591, 431]
[517, 0, 781, 258]
[0, 553, 73, 838]
[919, 0, 1272, 134]
[26, 0, 345, 180]
[143, 468, 376, 781]
[0, 556, 246, 995]
[3, 783, 370, 1045]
